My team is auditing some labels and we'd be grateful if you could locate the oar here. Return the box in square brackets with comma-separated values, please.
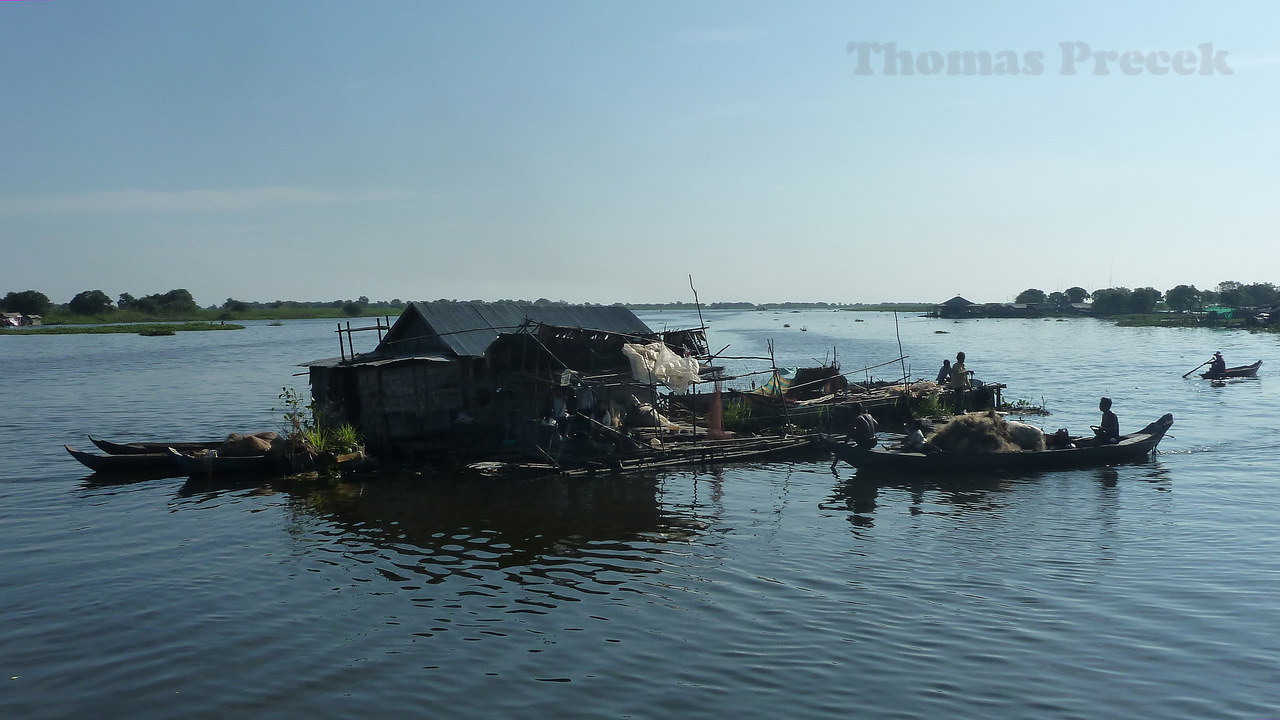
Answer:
[1182, 360, 1210, 378]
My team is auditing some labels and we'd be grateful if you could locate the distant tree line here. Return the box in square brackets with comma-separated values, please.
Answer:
[0, 289, 412, 319]
[220, 296, 408, 317]
[5, 281, 1279, 321]
[1012, 281, 1279, 317]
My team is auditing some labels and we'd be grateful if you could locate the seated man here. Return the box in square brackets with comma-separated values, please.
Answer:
[849, 402, 879, 448]
[1209, 352, 1226, 376]
[903, 418, 927, 452]
[1094, 397, 1120, 444]
[902, 418, 940, 453]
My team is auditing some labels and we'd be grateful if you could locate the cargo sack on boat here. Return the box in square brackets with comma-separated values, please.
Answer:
[1005, 421, 1046, 451]
[926, 412, 1022, 453]
[621, 342, 701, 393]
[220, 431, 277, 457]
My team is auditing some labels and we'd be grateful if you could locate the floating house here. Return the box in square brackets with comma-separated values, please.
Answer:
[931, 297, 1043, 319]
[304, 301, 709, 464]
[933, 296, 977, 318]
[1, 313, 41, 327]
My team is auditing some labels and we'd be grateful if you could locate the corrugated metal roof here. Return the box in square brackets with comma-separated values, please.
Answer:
[299, 354, 452, 369]
[377, 301, 654, 358]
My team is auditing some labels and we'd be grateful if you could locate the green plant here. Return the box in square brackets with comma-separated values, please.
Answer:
[1001, 397, 1050, 416]
[274, 387, 363, 454]
[306, 423, 362, 454]
[909, 392, 947, 419]
[275, 387, 314, 437]
[721, 398, 752, 428]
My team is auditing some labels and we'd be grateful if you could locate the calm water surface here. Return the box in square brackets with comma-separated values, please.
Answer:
[2, 312, 1279, 719]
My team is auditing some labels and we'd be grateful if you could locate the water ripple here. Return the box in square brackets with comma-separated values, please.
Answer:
[7, 316, 1280, 719]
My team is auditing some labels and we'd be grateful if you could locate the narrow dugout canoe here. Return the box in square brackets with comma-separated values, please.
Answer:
[822, 414, 1173, 473]
[165, 447, 280, 476]
[65, 445, 182, 475]
[1201, 360, 1261, 380]
[89, 435, 222, 455]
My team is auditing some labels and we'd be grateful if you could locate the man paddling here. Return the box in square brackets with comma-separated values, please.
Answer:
[1208, 351, 1227, 376]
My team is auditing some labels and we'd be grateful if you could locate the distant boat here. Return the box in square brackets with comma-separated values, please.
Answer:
[1201, 360, 1261, 380]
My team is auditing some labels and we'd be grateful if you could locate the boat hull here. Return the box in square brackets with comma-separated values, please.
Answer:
[166, 447, 280, 476]
[89, 435, 222, 455]
[1201, 360, 1261, 380]
[822, 414, 1173, 473]
[65, 445, 182, 476]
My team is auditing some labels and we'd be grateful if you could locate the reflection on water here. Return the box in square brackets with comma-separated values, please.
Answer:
[294, 471, 698, 563]
[820, 458, 1177, 531]
[7, 313, 1280, 720]
[824, 472, 1016, 525]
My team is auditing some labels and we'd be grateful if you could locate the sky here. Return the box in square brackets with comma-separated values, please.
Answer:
[2, 1, 1278, 307]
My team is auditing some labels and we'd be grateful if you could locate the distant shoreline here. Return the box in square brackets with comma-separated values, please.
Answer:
[2, 322, 245, 335]
[3, 302, 1259, 336]
[627, 303, 934, 312]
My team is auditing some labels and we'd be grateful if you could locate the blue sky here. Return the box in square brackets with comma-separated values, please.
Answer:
[2, 1, 1277, 307]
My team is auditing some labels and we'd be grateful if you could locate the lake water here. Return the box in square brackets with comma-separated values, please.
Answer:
[3, 311, 1279, 719]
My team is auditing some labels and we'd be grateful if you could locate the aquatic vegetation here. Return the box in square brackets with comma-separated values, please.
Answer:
[721, 397, 752, 428]
[1001, 397, 1051, 416]
[908, 392, 948, 419]
[276, 387, 364, 455]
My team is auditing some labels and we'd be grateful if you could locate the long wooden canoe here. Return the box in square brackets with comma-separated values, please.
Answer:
[65, 445, 183, 475]
[1200, 360, 1261, 380]
[89, 435, 222, 455]
[166, 447, 281, 476]
[558, 433, 823, 477]
[822, 413, 1173, 473]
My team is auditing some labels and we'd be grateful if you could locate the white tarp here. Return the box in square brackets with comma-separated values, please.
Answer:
[621, 342, 701, 394]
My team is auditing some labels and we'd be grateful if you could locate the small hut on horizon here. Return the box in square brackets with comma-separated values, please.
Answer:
[933, 296, 977, 318]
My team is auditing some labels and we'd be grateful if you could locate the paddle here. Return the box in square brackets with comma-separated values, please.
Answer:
[1182, 360, 1210, 378]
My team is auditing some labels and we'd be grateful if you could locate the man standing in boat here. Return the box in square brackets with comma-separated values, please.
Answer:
[949, 351, 971, 410]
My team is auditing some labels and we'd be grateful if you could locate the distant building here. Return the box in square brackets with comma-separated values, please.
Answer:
[1, 313, 41, 327]
[932, 297, 1047, 319]
[932, 296, 976, 318]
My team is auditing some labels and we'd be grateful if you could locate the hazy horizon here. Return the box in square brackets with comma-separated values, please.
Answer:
[4, 2, 1277, 307]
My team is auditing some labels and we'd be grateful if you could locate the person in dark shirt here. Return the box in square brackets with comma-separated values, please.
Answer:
[849, 402, 879, 448]
[1208, 352, 1226, 376]
[1094, 397, 1119, 444]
